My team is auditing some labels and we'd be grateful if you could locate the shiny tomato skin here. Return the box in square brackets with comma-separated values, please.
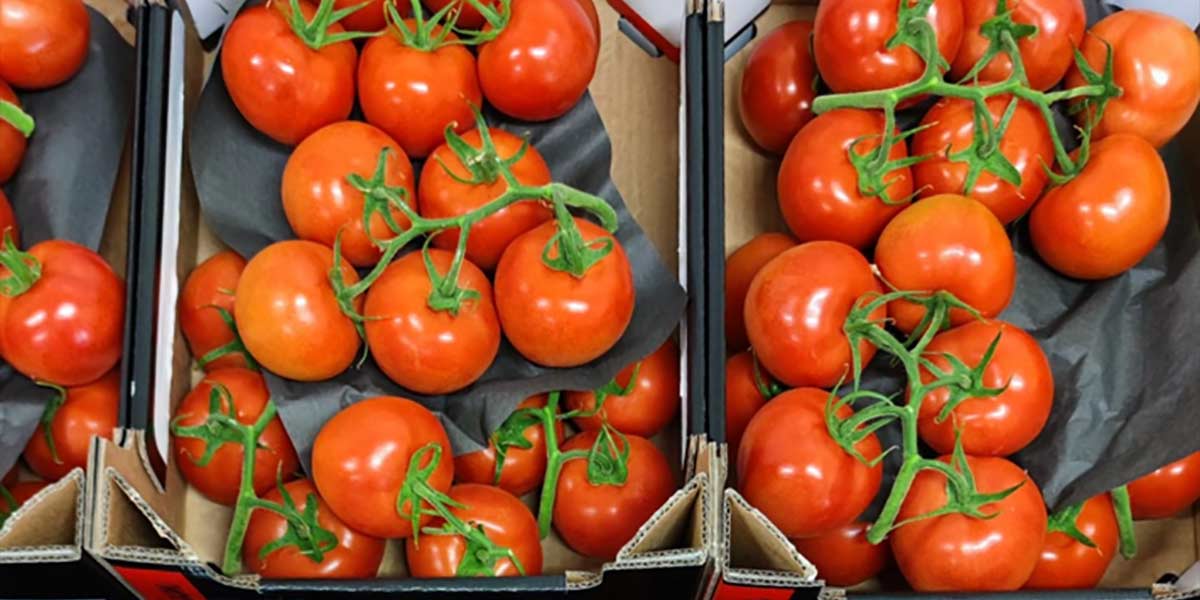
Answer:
[739, 20, 817, 154]
[917, 320, 1053, 457]
[725, 233, 796, 352]
[738, 388, 882, 538]
[406, 483, 543, 577]
[179, 251, 248, 371]
[333, 0, 406, 32]
[724, 352, 769, 460]
[493, 218, 634, 367]
[1030, 134, 1169, 280]
[0, 0, 89, 90]
[418, 128, 553, 270]
[477, 0, 599, 121]
[912, 96, 1054, 224]
[220, 2, 357, 145]
[1066, 10, 1200, 148]
[281, 121, 414, 267]
[952, 0, 1085, 90]
[1025, 493, 1118, 590]
[244, 478, 386, 579]
[364, 250, 500, 395]
[779, 109, 913, 248]
[876, 194, 1015, 333]
[0, 80, 26, 183]
[0, 189, 17, 249]
[791, 522, 890, 588]
[554, 431, 675, 560]
[171, 368, 300, 506]
[312, 396, 454, 539]
[566, 338, 679, 438]
[23, 370, 119, 480]
[891, 455, 1048, 591]
[1127, 451, 1200, 519]
[454, 394, 563, 497]
[743, 241, 884, 389]
[235, 241, 361, 381]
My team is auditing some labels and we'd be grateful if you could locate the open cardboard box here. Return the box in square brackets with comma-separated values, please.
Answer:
[709, 2, 1200, 598]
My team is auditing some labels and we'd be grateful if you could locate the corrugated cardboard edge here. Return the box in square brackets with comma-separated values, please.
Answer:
[719, 487, 818, 587]
[0, 469, 85, 563]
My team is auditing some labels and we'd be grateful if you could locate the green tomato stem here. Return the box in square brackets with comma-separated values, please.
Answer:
[0, 100, 34, 138]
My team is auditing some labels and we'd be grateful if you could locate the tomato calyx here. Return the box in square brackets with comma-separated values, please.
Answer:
[488, 407, 543, 486]
[386, 0, 462, 52]
[924, 330, 1008, 424]
[583, 425, 630, 487]
[254, 469, 339, 565]
[34, 382, 68, 465]
[0, 232, 41, 297]
[275, 0, 381, 50]
[955, 0, 1038, 86]
[0, 99, 34, 138]
[884, 0, 947, 73]
[750, 352, 786, 400]
[948, 97, 1024, 193]
[195, 306, 259, 371]
[455, 0, 512, 45]
[848, 116, 933, 206]
[435, 109, 527, 187]
[1047, 485, 1138, 560]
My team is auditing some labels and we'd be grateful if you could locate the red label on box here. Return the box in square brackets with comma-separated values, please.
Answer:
[114, 565, 206, 600]
[713, 579, 795, 600]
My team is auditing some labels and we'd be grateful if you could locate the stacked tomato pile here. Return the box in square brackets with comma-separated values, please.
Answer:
[731, 0, 1200, 592]
[0, 0, 124, 527]
[168, 0, 681, 580]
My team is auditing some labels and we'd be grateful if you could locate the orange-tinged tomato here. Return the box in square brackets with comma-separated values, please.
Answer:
[0, 80, 27, 183]
[739, 21, 817, 154]
[566, 338, 680, 438]
[406, 484, 543, 577]
[454, 395, 564, 497]
[1025, 494, 1119, 590]
[1127, 451, 1200, 520]
[179, 251, 249, 371]
[0, 0, 90, 90]
[724, 352, 770, 460]
[23, 370, 119, 480]
[724, 233, 796, 352]
[792, 522, 890, 588]
[951, 0, 1085, 90]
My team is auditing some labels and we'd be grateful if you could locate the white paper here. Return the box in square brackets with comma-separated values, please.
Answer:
[1111, 0, 1200, 28]
[184, 0, 245, 38]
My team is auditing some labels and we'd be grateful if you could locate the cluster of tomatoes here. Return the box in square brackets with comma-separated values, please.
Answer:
[730, 0, 1200, 593]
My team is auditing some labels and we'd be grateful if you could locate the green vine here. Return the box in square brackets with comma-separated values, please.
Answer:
[0, 100, 34, 138]
[35, 382, 69, 465]
[195, 306, 259, 371]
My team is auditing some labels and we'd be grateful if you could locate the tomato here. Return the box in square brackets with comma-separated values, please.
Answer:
[0, 189, 17, 249]
[1126, 451, 1200, 520]
[725, 233, 796, 352]
[23, 370, 119, 480]
[494, 218, 634, 367]
[916, 320, 1053, 457]
[406, 483, 543, 577]
[791, 522, 890, 588]
[0, 0, 89, 90]
[2, 466, 15, 487]
[221, 2, 357, 145]
[876, 194, 1015, 333]
[554, 431, 675, 559]
[281, 121, 414, 267]
[418, 127, 553, 270]
[778, 109, 913, 248]
[333, 0, 407, 32]
[566, 338, 679, 438]
[738, 388, 882, 538]
[744, 241, 883, 389]
[3, 481, 48, 510]
[244, 478, 385, 578]
[0, 79, 27, 183]
[952, 0, 1085, 90]
[477, 0, 599, 121]
[312, 396, 453, 539]
[724, 353, 770, 460]
[1025, 493, 1118, 590]
[424, 0, 598, 36]
[813, 0, 963, 95]
[171, 368, 299, 506]
[1029, 133, 1169, 280]
[179, 251, 249, 371]
[364, 249, 500, 395]
[454, 394, 563, 497]
[358, 24, 481, 159]
[738, 21, 816, 154]
[0, 240, 124, 386]
[891, 455, 1047, 591]
[912, 96, 1054, 224]
[235, 241, 361, 381]
[1066, 10, 1200, 149]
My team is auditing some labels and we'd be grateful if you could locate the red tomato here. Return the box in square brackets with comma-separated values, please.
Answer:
[171, 368, 299, 506]
[0, 189, 17, 249]
[418, 128, 553, 270]
[0, 79, 27, 183]
[738, 21, 816, 154]
[244, 478, 385, 578]
[477, 0, 599, 121]
[814, 0, 963, 94]
[724, 352, 770, 460]
[0, 240, 124, 386]
[358, 24, 481, 159]
[2, 466, 15, 487]
[23, 370, 119, 480]
[912, 96, 1054, 224]
[312, 396, 454, 539]
[3, 481, 48, 511]
[554, 431, 675, 559]
[364, 249, 500, 395]
[422, 0, 496, 29]
[454, 394, 564, 497]
[406, 483, 543, 577]
[916, 320, 1053, 457]
[778, 109, 913, 248]
[1030, 134, 1169, 280]
[738, 388, 882, 538]
[791, 522, 890, 588]
[876, 194, 1015, 333]
[1066, 10, 1200, 148]
[566, 338, 679, 438]
[1025, 493, 1118, 590]
[724, 233, 796, 352]
[0, 0, 89, 90]
[221, 2, 357, 145]
[179, 251, 249, 371]
[235, 241, 361, 381]
[744, 241, 884, 389]
[333, 0, 407, 32]
[1127, 451, 1200, 519]
[952, 0, 1085, 90]
[494, 218, 634, 367]
[892, 455, 1047, 591]
[281, 121, 414, 267]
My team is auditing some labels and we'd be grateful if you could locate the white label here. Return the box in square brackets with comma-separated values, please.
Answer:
[185, 0, 246, 38]
[1110, 0, 1200, 28]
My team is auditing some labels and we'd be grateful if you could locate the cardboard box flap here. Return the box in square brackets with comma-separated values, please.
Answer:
[721, 488, 818, 588]
[0, 469, 84, 562]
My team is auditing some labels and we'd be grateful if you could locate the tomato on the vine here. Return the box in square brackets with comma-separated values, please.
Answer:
[724, 353, 771, 460]
[423, 0, 599, 38]
[1025, 493, 1118, 590]
[739, 20, 817, 154]
[455, 394, 563, 497]
[725, 233, 796, 352]
[791, 521, 890, 588]
[1126, 451, 1200, 520]
[567, 338, 679, 438]
[179, 251, 249, 371]
[23, 370, 119, 480]
[0, 79, 27, 183]
[332, 0, 407, 32]
[0, 0, 90, 90]
[406, 483, 543, 577]
[951, 0, 1085, 91]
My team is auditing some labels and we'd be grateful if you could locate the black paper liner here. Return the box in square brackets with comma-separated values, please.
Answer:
[0, 8, 134, 480]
